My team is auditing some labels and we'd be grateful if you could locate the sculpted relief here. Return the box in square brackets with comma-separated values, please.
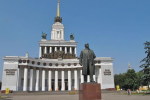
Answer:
[42, 51, 76, 59]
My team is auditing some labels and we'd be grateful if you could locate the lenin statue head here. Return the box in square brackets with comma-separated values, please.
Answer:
[85, 43, 90, 49]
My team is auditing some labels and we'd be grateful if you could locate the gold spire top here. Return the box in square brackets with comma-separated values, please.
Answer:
[54, 0, 62, 23]
[56, 0, 60, 17]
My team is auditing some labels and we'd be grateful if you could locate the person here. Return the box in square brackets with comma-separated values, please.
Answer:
[127, 89, 131, 95]
[79, 43, 96, 83]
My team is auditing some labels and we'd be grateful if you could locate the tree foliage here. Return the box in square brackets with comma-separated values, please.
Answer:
[114, 69, 141, 90]
[140, 41, 150, 87]
[114, 73, 126, 89]
[136, 71, 144, 86]
[124, 69, 138, 90]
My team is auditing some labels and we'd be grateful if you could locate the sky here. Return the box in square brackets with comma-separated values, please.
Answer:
[0, 0, 150, 81]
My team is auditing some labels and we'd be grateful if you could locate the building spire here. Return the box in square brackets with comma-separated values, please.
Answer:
[56, 0, 60, 17]
[54, 0, 62, 23]
[128, 63, 132, 70]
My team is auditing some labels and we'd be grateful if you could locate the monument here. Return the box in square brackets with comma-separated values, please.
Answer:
[1, 0, 115, 92]
[79, 44, 101, 100]
[79, 43, 96, 82]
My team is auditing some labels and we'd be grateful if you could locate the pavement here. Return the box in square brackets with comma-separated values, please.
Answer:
[0, 93, 150, 100]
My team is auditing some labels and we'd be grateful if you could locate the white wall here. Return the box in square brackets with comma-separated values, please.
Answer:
[101, 63, 115, 89]
[2, 60, 19, 91]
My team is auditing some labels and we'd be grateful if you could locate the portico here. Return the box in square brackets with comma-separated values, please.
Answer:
[18, 65, 82, 91]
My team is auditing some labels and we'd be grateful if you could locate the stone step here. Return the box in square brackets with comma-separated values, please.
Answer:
[1, 91, 79, 96]
[1, 90, 123, 96]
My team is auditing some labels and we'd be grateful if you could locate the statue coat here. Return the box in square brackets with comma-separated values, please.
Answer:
[79, 48, 96, 75]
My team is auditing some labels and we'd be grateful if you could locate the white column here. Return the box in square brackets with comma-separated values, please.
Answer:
[61, 30, 63, 40]
[93, 75, 96, 82]
[75, 47, 77, 56]
[23, 67, 28, 91]
[60, 30, 62, 40]
[74, 69, 78, 90]
[87, 75, 90, 82]
[44, 47, 47, 54]
[55, 47, 57, 51]
[53, 30, 55, 39]
[97, 67, 100, 83]
[17, 67, 21, 91]
[61, 29, 64, 40]
[49, 47, 52, 53]
[61, 70, 65, 91]
[95, 67, 97, 82]
[54, 30, 57, 40]
[70, 47, 72, 54]
[39, 47, 42, 58]
[52, 31, 55, 40]
[55, 70, 58, 91]
[42, 69, 45, 91]
[35, 69, 39, 91]
[29, 69, 33, 91]
[93, 66, 96, 82]
[80, 69, 84, 83]
[48, 70, 52, 91]
[60, 47, 62, 51]
[65, 47, 67, 54]
[98, 67, 102, 84]
[68, 70, 71, 91]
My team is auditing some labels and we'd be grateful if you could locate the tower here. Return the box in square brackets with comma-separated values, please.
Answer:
[51, 0, 64, 40]
[39, 0, 77, 58]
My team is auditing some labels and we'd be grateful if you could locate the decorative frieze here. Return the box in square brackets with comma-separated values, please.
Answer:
[42, 51, 76, 59]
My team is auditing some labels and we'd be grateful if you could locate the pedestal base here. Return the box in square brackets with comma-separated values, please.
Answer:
[79, 83, 101, 100]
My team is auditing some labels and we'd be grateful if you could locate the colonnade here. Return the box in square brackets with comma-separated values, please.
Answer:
[39, 46, 77, 58]
[19, 66, 101, 91]
[20, 67, 81, 91]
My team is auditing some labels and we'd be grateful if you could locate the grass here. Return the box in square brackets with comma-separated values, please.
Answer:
[124, 90, 150, 95]
[131, 93, 150, 95]
[114, 90, 150, 96]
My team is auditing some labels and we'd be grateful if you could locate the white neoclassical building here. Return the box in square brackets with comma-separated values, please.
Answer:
[1, 1, 115, 91]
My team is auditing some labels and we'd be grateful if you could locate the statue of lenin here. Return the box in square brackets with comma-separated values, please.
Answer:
[79, 43, 96, 83]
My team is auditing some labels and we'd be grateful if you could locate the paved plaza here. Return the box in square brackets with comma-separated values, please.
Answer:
[1, 93, 149, 100]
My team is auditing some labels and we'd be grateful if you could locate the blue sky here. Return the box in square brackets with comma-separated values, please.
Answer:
[0, 0, 150, 80]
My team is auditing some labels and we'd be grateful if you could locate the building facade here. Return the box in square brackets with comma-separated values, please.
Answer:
[1, 1, 114, 91]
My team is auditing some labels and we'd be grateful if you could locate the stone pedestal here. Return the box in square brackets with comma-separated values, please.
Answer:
[79, 83, 101, 100]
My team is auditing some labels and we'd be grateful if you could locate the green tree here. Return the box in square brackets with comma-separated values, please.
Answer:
[140, 41, 150, 88]
[136, 71, 144, 86]
[114, 69, 141, 90]
[124, 69, 138, 90]
[114, 73, 126, 89]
